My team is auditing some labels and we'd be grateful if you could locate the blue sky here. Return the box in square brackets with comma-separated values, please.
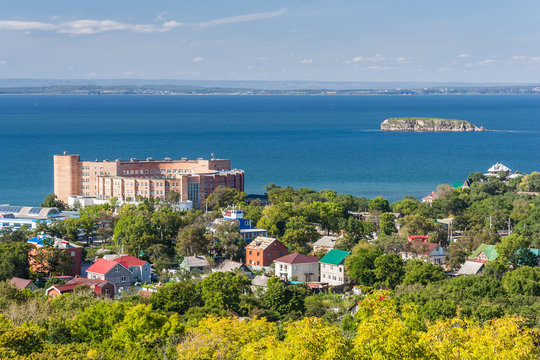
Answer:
[1, 0, 540, 82]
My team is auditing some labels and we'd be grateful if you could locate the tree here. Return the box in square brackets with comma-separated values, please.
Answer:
[256, 202, 294, 237]
[496, 233, 531, 266]
[502, 266, 540, 296]
[0, 243, 31, 281]
[41, 193, 66, 211]
[368, 196, 391, 214]
[151, 281, 202, 314]
[206, 186, 246, 210]
[403, 260, 445, 286]
[374, 235, 407, 254]
[309, 202, 345, 235]
[379, 212, 396, 236]
[374, 254, 405, 289]
[113, 206, 157, 256]
[398, 214, 436, 237]
[30, 247, 73, 277]
[345, 246, 383, 286]
[263, 278, 308, 318]
[111, 304, 184, 349]
[242, 317, 350, 360]
[177, 225, 211, 257]
[281, 216, 319, 254]
[213, 221, 244, 260]
[197, 272, 251, 313]
[391, 197, 420, 216]
[435, 184, 454, 199]
[177, 316, 277, 360]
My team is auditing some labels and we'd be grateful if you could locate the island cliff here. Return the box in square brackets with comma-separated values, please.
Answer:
[381, 117, 486, 132]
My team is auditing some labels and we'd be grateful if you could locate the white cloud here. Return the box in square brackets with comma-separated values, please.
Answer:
[0, 60, 6, 65]
[257, 56, 268, 61]
[396, 57, 407, 63]
[0, 20, 57, 31]
[477, 59, 494, 65]
[300, 59, 313, 64]
[351, 54, 386, 63]
[164, 8, 286, 29]
[437, 67, 452, 72]
[247, 65, 254, 70]
[0, 8, 286, 35]
[155, 12, 168, 21]
[86, 72, 97, 77]
[58, 20, 168, 34]
[465, 63, 473, 68]
[363, 65, 393, 71]
[123, 71, 134, 75]
[457, 53, 469, 58]
[192, 56, 204, 62]
[511, 55, 540, 62]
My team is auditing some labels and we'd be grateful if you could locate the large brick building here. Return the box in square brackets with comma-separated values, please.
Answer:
[54, 153, 244, 209]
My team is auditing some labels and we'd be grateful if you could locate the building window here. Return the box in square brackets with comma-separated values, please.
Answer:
[188, 182, 199, 208]
[115, 267, 119, 272]
[268, 252, 272, 257]
[121, 276, 126, 282]
[249, 251, 252, 255]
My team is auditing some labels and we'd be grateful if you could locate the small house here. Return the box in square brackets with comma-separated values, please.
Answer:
[274, 253, 320, 282]
[212, 260, 253, 277]
[46, 277, 114, 298]
[401, 235, 448, 265]
[9, 277, 38, 291]
[86, 259, 132, 293]
[180, 255, 210, 273]
[245, 237, 288, 267]
[112, 256, 151, 283]
[468, 244, 498, 263]
[319, 249, 350, 286]
[312, 235, 339, 254]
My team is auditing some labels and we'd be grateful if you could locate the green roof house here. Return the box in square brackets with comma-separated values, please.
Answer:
[469, 244, 498, 263]
[319, 249, 350, 286]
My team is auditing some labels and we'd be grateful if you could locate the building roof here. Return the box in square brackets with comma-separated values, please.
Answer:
[422, 191, 439, 202]
[457, 261, 485, 275]
[319, 249, 350, 265]
[9, 277, 35, 290]
[47, 283, 82, 294]
[86, 259, 124, 275]
[404, 240, 439, 256]
[274, 253, 319, 264]
[182, 256, 210, 268]
[0, 205, 60, 218]
[251, 275, 269, 287]
[488, 163, 511, 173]
[312, 235, 338, 248]
[28, 235, 81, 249]
[245, 236, 282, 251]
[218, 260, 250, 272]
[469, 244, 499, 262]
[113, 255, 147, 268]
[67, 277, 111, 288]
[408, 235, 430, 241]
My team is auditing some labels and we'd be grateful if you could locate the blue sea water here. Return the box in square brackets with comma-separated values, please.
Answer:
[0, 95, 539, 205]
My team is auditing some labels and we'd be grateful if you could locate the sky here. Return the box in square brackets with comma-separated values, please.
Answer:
[1, 0, 540, 83]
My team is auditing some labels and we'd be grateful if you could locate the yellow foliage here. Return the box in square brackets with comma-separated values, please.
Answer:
[241, 317, 350, 360]
[177, 316, 277, 360]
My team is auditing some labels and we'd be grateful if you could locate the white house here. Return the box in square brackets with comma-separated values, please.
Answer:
[274, 253, 320, 282]
[319, 249, 350, 286]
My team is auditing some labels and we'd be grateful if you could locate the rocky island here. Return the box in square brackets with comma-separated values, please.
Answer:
[381, 117, 486, 132]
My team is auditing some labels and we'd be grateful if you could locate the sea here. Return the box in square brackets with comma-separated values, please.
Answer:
[0, 95, 539, 206]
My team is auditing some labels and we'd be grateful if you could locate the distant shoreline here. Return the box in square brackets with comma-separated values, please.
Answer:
[1, 84, 540, 96]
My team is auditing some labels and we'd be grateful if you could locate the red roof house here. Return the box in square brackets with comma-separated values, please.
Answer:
[245, 237, 289, 267]
[401, 236, 448, 265]
[9, 277, 38, 291]
[112, 256, 151, 283]
[86, 259, 131, 293]
[45, 277, 114, 298]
